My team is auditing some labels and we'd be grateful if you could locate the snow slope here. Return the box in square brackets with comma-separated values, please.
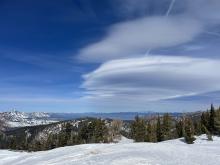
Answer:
[0, 135, 220, 165]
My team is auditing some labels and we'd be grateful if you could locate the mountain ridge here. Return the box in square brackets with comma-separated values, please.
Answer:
[0, 110, 187, 128]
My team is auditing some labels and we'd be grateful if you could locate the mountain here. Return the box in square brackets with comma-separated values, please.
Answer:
[49, 111, 183, 120]
[4, 117, 95, 143]
[0, 110, 194, 128]
[0, 135, 219, 165]
[1, 117, 126, 151]
[0, 110, 58, 127]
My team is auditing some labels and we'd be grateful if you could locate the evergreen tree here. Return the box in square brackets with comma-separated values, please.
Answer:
[184, 118, 196, 144]
[162, 113, 172, 140]
[58, 132, 67, 146]
[146, 122, 157, 142]
[78, 119, 108, 143]
[146, 122, 153, 142]
[214, 108, 220, 135]
[93, 119, 108, 143]
[176, 119, 184, 138]
[209, 104, 215, 133]
[0, 132, 7, 149]
[201, 111, 209, 133]
[65, 122, 73, 145]
[65, 123, 72, 137]
[9, 136, 17, 149]
[131, 116, 146, 142]
[78, 122, 90, 143]
[156, 115, 163, 142]
[194, 121, 202, 136]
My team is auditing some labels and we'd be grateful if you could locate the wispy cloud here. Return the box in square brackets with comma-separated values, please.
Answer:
[76, 0, 220, 63]
[0, 97, 76, 103]
[77, 16, 202, 62]
[82, 55, 220, 107]
[73, 0, 220, 112]
[0, 48, 78, 71]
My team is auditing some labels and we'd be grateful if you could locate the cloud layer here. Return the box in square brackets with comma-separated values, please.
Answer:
[82, 55, 220, 102]
[78, 16, 202, 62]
[77, 0, 220, 63]
[77, 0, 220, 112]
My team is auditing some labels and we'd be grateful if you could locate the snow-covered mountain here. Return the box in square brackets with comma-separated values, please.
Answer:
[0, 135, 219, 165]
[0, 110, 58, 127]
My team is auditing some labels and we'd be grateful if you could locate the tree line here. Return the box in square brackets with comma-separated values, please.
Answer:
[131, 104, 220, 144]
[0, 118, 123, 151]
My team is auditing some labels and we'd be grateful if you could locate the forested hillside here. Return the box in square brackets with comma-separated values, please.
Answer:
[0, 105, 220, 151]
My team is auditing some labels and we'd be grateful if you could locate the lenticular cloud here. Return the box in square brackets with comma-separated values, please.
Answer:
[82, 55, 220, 101]
[78, 16, 202, 62]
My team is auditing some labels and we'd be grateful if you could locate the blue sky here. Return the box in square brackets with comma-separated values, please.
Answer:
[0, 0, 220, 112]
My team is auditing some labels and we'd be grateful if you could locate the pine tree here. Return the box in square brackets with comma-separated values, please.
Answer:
[146, 122, 157, 142]
[176, 119, 184, 138]
[78, 119, 108, 143]
[156, 115, 163, 142]
[201, 111, 209, 133]
[162, 113, 172, 140]
[184, 118, 196, 144]
[58, 132, 67, 146]
[78, 122, 88, 143]
[131, 116, 146, 142]
[93, 119, 108, 143]
[209, 104, 215, 133]
[0, 132, 7, 149]
[214, 108, 220, 135]
[65, 122, 72, 145]
[194, 121, 202, 136]
[146, 122, 152, 142]
[9, 136, 17, 149]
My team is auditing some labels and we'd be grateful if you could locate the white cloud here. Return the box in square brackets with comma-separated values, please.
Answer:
[77, 16, 202, 62]
[76, 0, 220, 63]
[82, 55, 220, 103]
[76, 0, 220, 111]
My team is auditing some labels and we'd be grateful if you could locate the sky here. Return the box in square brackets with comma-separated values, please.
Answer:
[0, 0, 220, 112]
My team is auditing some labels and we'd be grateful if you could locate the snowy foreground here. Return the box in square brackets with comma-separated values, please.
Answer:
[0, 135, 220, 165]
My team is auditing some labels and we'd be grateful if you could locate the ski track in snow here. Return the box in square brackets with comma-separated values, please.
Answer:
[0, 135, 220, 165]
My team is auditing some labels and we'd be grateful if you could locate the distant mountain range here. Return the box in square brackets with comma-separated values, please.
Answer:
[0, 110, 185, 128]
[49, 111, 183, 121]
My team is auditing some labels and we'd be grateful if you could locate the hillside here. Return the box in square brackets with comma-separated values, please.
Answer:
[0, 111, 58, 127]
[0, 135, 220, 165]
[0, 110, 185, 128]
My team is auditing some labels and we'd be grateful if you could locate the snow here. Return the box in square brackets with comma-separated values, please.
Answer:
[0, 135, 220, 165]
[7, 120, 57, 127]
[118, 136, 134, 144]
[0, 111, 58, 127]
